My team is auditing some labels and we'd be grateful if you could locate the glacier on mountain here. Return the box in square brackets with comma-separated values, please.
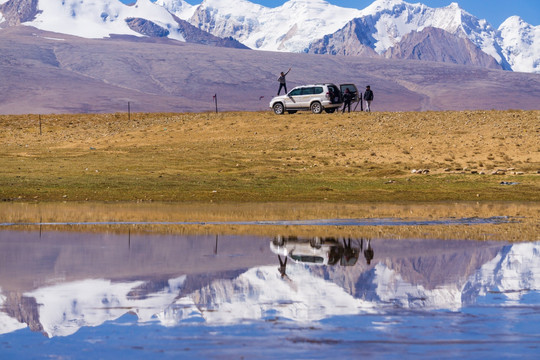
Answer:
[499, 16, 540, 73]
[186, 0, 364, 52]
[155, 0, 196, 20]
[24, 0, 186, 41]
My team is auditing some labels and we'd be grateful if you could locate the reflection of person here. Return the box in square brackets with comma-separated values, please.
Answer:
[363, 85, 374, 112]
[328, 245, 343, 266]
[277, 68, 291, 95]
[278, 255, 288, 278]
[364, 239, 374, 265]
[341, 238, 359, 266]
[342, 88, 352, 113]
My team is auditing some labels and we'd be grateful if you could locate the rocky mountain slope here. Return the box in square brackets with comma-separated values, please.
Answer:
[383, 27, 502, 69]
[1, 26, 540, 114]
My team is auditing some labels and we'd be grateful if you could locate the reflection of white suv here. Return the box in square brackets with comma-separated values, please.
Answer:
[270, 83, 358, 115]
[270, 235, 360, 266]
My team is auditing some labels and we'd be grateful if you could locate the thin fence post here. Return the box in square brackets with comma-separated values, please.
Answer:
[39, 115, 42, 135]
[128, 102, 131, 121]
[213, 94, 218, 114]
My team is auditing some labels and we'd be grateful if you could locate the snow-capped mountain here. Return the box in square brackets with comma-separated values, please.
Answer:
[499, 16, 540, 74]
[0, 0, 538, 72]
[365, 0, 501, 59]
[185, 0, 364, 52]
[2, 0, 187, 40]
[308, 1, 506, 68]
[0, 0, 246, 48]
[382, 27, 502, 69]
[155, 0, 196, 20]
[179, 0, 538, 73]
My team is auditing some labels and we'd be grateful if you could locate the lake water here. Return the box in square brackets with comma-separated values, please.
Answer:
[1, 217, 539, 359]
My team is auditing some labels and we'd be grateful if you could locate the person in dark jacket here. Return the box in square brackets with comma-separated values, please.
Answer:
[277, 67, 292, 95]
[342, 88, 352, 113]
[363, 85, 374, 112]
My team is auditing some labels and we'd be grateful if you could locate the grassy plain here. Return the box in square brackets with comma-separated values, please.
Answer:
[1, 110, 539, 203]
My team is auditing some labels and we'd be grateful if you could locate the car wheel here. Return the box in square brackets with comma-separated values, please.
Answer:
[273, 235, 285, 246]
[273, 103, 285, 115]
[325, 108, 336, 113]
[310, 237, 322, 249]
[310, 102, 322, 114]
[287, 110, 297, 114]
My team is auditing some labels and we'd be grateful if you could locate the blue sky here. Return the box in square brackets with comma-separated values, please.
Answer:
[177, 0, 540, 27]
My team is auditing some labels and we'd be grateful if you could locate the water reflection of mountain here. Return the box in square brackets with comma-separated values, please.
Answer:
[0, 230, 538, 338]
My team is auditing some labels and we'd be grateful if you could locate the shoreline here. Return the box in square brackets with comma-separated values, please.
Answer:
[1, 200, 538, 242]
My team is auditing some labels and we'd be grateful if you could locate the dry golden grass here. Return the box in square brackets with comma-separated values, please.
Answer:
[1, 202, 538, 242]
[1, 110, 539, 202]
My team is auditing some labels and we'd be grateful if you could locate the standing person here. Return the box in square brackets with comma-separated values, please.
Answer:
[363, 85, 374, 112]
[342, 88, 352, 113]
[277, 67, 292, 95]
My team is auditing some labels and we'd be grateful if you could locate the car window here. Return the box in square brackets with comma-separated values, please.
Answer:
[341, 84, 357, 94]
[313, 87, 323, 94]
[288, 88, 302, 96]
[290, 255, 324, 263]
[301, 87, 315, 95]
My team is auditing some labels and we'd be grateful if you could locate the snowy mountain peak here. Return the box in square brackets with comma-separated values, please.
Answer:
[155, 0, 196, 19]
[498, 15, 540, 73]
[286, 0, 333, 5]
[189, 0, 363, 52]
[365, 0, 407, 12]
[303, 0, 533, 71]
[16, 0, 184, 40]
[200, 0, 265, 12]
[500, 15, 529, 28]
[371, 0, 406, 6]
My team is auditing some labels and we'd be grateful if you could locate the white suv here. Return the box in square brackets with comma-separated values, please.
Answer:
[270, 83, 358, 115]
